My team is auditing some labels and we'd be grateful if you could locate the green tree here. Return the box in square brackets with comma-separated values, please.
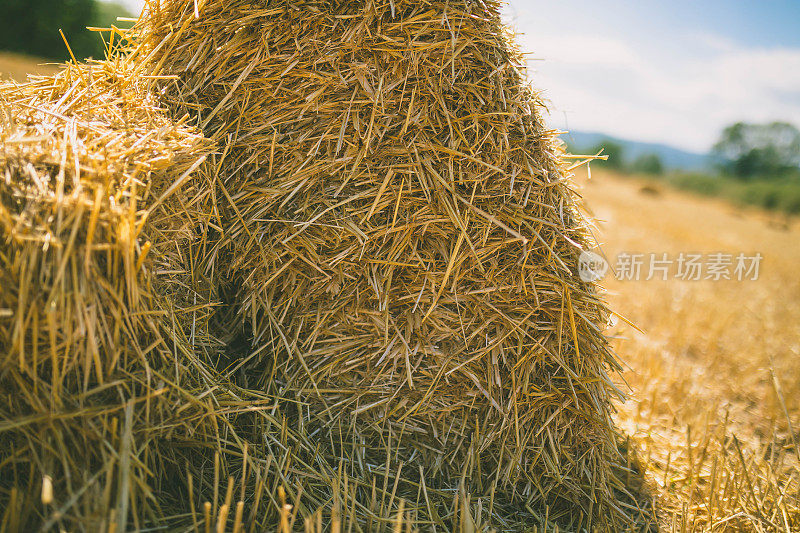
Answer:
[590, 140, 626, 170]
[632, 153, 664, 175]
[0, 0, 132, 61]
[94, 1, 135, 29]
[713, 122, 800, 180]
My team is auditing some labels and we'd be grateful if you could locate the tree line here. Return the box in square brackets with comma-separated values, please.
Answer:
[713, 122, 800, 180]
[585, 141, 666, 175]
[585, 121, 800, 181]
[0, 0, 132, 61]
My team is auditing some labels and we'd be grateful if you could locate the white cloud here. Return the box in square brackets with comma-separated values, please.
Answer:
[507, 9, 800, 152]
[691, 33, 740, 54]
[120, 0, 145, 15]
[526, 34, 642, 68]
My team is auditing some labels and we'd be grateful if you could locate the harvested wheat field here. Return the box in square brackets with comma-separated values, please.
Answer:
[579, 170, 800, 531]
[0, 52, 59, 82]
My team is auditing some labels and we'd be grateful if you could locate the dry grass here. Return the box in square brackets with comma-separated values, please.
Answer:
[579, 170, 800, 531]
[0, 51, 410, 532]
[0, 52, 224, 531]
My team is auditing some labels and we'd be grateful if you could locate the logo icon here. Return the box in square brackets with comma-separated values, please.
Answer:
[578, 250, 609, 282]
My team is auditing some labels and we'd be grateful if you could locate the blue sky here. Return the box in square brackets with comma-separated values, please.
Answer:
[121, 0, 800, 152]
[503, 0, 800, 151]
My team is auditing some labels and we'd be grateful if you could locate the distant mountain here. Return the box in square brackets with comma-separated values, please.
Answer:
[560, 131, 719, 171]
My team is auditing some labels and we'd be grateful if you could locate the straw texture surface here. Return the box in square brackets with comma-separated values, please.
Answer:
[0, 54, 222, 529]
[137, 0, 636, 528]
[0, 1, 653, 529]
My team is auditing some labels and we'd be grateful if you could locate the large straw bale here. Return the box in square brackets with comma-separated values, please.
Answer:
[138, 0, 638, 528]
[0, 34, 505, 533]
[0, 54, 223, 529]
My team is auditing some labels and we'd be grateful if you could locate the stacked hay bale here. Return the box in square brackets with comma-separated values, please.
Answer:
[0, 55, 223, 529]
[139, 0, 633, 528]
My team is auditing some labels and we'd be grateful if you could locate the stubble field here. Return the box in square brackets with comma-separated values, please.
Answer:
[580, 169, 800, 531]
[0, 52, 59, 81]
